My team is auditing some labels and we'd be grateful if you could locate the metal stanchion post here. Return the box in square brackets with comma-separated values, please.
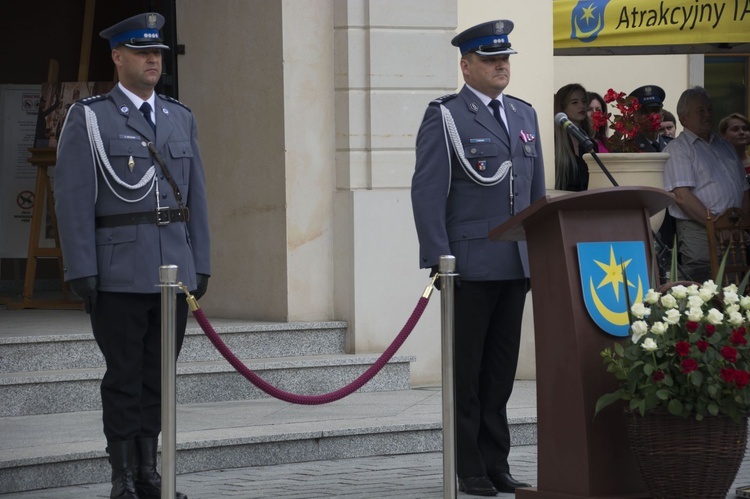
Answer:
[439, 255, 457, 499]
[159, 265, 178, 499]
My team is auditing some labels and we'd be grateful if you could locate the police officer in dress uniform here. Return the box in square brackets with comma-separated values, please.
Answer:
[629, 85, 672, 152]
[55, 12, 210, 499]
[411, 20, 544, 497]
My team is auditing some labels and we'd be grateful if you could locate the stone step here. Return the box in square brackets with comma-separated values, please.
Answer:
[0, 321, 348, 373]
[0, 353, 415, 417]
[0, 385, 539, 495]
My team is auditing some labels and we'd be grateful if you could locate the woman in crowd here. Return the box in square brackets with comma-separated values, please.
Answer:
[719, 113, 750, 173]
[587, 91, 609, 152]
[659, 109, 677, 138]
[555, 83, 594, 191]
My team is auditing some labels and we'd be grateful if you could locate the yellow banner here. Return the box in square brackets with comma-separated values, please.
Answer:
[554, 0, 750, 51]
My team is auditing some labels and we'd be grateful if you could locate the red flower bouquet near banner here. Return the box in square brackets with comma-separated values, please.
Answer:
[595, 280, 750, 423]
[591, 89, 662, 153]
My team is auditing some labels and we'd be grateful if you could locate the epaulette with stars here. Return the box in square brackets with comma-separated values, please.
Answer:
[78, 94, 107, 104]
[159, 94, 192, 112]
[506, 94, 532, 107]
[430, 93, 458, 105]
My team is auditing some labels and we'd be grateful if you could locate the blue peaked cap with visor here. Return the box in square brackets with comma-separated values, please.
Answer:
[99, 12, 170, 50]
[451, 20, 517, 56]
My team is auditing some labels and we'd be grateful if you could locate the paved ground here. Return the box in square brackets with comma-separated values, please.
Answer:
[3, 443, 750, 499]
[0, 448, 536, 499]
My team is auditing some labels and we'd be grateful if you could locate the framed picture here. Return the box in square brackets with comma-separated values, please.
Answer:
[34, 81, 114, 148]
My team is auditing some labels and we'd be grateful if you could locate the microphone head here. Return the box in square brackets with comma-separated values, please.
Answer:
[554, 112, 569, 126]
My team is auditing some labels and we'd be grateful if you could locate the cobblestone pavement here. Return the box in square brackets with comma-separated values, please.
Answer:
[2, 448, 535, 499]
[3, 444, 750, 499]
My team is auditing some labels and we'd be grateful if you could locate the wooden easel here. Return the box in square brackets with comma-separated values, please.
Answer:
[7, 0, 96, 310]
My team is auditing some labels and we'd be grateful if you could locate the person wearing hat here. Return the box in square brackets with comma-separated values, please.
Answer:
[411, 19, 543, 496]
[54, 12, 210, 499]
[629, 84, 672, 152]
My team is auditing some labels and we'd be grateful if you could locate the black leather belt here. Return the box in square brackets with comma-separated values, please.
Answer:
[96, 208, 190, 228]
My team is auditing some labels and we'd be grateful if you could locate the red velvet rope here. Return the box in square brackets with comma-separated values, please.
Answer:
[191, 296, 430, 405]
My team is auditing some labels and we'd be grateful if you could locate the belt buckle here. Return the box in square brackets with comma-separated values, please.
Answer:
[156, 207, 171, 225]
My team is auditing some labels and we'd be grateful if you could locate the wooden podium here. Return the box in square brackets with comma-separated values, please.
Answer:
[490, 186, 674, 499]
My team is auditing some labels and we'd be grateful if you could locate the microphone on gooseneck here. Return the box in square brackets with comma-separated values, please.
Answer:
[554, 112, 618, 187]
[554, 112, 597, 153]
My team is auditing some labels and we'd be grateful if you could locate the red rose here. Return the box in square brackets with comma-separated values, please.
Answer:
[685, 321, 699, 332]
[696, 340, 709, 352]
[735, 370, 750, 389]
[722, 346, 738, 364]
[652, 370, 665, 382]
[722, 367, 737, 383]
[738, 326, 747, 336]
[681, 359, 699, 373]
[704, 324, 716, 336]
[675, 341, 691, 357]
[731, 329, 748, 346]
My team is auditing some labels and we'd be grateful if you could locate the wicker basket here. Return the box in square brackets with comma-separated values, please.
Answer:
[626, 409, 748, 499]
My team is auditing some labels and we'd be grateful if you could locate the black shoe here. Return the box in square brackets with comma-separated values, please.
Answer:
[134, 437, 188, 499]
[458, 476, 498, 496]
[488, 473, 531, 493]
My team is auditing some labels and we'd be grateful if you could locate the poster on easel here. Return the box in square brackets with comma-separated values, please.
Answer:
[0, 84, 42, 259]
[1, 82, 114, 259]
[35, 81, 114, 148]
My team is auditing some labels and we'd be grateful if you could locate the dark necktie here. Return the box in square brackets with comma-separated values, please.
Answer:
[139, 102, 156, 136]
[488, 99, 509, 137]
[652, 139, 661, 151]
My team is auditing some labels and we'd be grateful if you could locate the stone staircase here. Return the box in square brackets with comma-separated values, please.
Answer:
[0, 310, 537, 495]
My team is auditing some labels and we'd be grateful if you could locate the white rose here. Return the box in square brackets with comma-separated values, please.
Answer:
[740, 296, 750, 310]
[724, 284, 739, 295]
[685, 307, 704, 322]
[702, 280, 719, 294]
[641, 338, 658, 352]
[644, 289, 661, 304]
[724, 291, 740, 305]
[699, 288, 715, 302]
[726, 304, 740, 315]
[687, 295, 704, 309]
[650, 321, 668, 335]
[631, 321, 649, 344]
[686, 284, 700, 296]
[729, 311, 744, 327]
[660, 294, 678, 309]
[664, 309, 682, 325]
[670, 285, 688, 299]
[630, 302, 651, 319]
[706, 308, 724, 325]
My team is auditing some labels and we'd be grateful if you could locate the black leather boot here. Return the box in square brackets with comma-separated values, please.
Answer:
[134, 437, 188, 499]
[106, 440, 139, 499]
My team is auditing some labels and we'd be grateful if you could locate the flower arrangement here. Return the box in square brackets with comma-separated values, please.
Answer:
[591, 89, 661, 153]
[595, 280, 750, 423]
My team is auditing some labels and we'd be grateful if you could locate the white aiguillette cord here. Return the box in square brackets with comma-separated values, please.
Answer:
[84, 104, 155, 203]
[440, 104, 512, 187]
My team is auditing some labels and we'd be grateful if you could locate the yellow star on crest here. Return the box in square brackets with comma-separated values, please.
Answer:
[594, 246, 633, 301]
[581, 3, 597, 24]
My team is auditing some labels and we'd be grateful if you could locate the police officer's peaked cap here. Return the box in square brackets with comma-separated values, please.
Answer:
[100, 12, 170, 50]
[629, 85, 666, 109]
[451, 20, 517, 56]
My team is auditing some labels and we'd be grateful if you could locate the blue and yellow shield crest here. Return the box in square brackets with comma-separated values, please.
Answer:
[578, 241, 650, 337]
[570, 0, 610, 43]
